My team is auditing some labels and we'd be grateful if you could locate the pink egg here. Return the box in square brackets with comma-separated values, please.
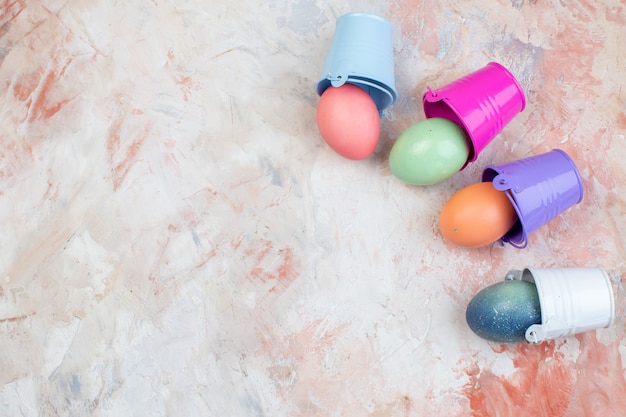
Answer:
[316, 84, 380, 160]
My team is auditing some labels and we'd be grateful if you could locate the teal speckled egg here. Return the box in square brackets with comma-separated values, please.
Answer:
[466, 280, 541, 343]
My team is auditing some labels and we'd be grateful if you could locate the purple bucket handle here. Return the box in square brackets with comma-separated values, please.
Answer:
[491, 173, 536, 194]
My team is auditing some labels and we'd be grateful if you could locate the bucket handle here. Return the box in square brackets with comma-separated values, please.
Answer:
[504, 269, 524, 281]
[525, 319, 569, 344]
[525, 323, 547, 343]
[501, 235, 528, 250]
[491, 173, 531, 193]
[425, 86, 438, 99]
[326, 62, 353, 88]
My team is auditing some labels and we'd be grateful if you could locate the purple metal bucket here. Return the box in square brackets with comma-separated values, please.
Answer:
[482, 149, 584, 248]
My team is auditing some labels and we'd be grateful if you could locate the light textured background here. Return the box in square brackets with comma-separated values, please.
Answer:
[1, 1, 625, 416]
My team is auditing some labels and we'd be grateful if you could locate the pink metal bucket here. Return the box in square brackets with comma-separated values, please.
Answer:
[423, 62, 526, 166]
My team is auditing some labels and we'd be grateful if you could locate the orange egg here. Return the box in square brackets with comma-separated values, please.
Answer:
[439, 181, 518, 248]
[316, 84, 380, 160]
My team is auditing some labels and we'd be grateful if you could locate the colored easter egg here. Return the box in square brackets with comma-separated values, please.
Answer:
[388, 117, 469, 185]
[466, 279, 542, 343]
[316, 84, 380, 160]
[439, 181, 518, 248]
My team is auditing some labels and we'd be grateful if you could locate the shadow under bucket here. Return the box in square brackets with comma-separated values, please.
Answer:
[482, 149, 584, 248]
[423, 62, 526, 165]
[316, 13, 397, 112]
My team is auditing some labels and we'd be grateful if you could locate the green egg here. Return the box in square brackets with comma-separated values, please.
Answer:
[389, 117, 469, 185]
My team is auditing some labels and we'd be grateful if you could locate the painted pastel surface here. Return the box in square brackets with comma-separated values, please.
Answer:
[0, 1, 625, 416]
